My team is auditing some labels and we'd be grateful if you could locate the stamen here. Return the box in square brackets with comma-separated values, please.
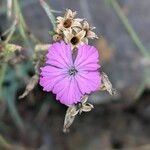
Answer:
[68, 67, 78, 76]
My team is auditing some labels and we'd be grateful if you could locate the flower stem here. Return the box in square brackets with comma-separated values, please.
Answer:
[109, 0, 150, 60]
[4, 19, 17, 43]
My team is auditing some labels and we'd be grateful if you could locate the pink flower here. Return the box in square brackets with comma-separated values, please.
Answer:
[39, 41, 101, 106]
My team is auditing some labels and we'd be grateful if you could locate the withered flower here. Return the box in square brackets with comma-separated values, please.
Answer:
[56, 9, 82, 31]
[64, 29, 86, 48]
[82, 20, 98, 39]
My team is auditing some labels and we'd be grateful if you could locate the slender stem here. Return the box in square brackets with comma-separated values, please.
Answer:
[13, 0, 41, 45]
[14, 0, 28, 40]
[0, 64, 7, 98]
[40, 0, 56, 29]
[4, 19, 17, 43]
[109, 0, 150, 60]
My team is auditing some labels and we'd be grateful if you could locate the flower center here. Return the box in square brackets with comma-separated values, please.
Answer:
[70, 36, 79, 45]
[63, 19, 72, 28]
[68, 67, 78, 76]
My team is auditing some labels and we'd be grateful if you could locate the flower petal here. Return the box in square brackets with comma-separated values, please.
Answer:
[46, 41, 73, 68]
[39, 42, 102, 106]
[39, 65, 67, 92]
[74, 44, 100, 71]
[75, 71, 101, 94]
[53, 76, 82, 106]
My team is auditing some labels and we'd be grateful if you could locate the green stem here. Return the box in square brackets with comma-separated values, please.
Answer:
[110, 0, 150, 60]
[14, 0, 28, 40]
[4, 20, 17, 43]
[40, 0, 56, 29]
[13, 0, 41, 45]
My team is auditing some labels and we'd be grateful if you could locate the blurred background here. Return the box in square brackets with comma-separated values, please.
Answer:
[0, 0, 150, 149]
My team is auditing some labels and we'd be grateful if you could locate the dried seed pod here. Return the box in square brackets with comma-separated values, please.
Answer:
[63, 105, 79, 133]
[63, 95, 94, 132]
[101, 72, 116, 95]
